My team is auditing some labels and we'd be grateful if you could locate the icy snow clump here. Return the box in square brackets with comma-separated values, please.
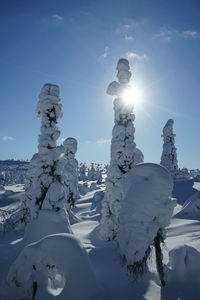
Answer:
[119, 163, 175, 268]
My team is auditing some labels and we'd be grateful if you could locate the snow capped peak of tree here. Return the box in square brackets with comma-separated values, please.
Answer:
[36, 83, 62, 119]
[162, 119, 175, 137]
[63, 137, 77, 154]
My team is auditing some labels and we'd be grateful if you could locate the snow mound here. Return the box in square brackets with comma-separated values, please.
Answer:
[175, 191, 200, 220]
[167, 244, 200, 280]
[7, 233, 101, 300]
[172, 178, 196, 205]
[119, 163, 175, 266]
[23, 209, 71, 245]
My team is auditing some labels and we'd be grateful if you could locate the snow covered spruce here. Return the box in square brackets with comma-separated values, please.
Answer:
[25, 84, 70, 220]
[100, 58, 143, 241]
[62, 137, 80, 208]
[160, 119, 178, 176]
[119, 163, 176, 286]
[79, 163, 87, 181]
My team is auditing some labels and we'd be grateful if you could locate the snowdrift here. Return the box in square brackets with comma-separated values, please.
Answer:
[7, 233, 101, 300]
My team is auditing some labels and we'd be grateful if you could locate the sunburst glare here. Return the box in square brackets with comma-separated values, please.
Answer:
[121, 86, 143, 107]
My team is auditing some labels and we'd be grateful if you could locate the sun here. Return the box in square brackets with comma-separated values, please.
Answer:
[121, 86, 143, 107]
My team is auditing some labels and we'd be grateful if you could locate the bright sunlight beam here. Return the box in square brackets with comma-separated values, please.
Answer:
[121, 86, 143, 107]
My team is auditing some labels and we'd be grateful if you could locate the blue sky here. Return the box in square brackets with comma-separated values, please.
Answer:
[0, 0, 200, 169]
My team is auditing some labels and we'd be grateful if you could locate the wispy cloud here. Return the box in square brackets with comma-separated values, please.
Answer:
[153, 30, 174, 42]
[126, 52, 148, 61]
[116, 20, 139, 34]
[154, 28, 198, 42]
[51, 14, 64, 22]
[183, 30, 198, 38]
[2, 136, 16, 141]
[97, 138, 111, 144]
[101, 46, 110, 58]
[38, 14, 64, 26]
[125, 34, 134, 41]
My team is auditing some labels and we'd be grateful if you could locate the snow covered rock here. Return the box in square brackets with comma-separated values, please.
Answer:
[7, 233, 102, 300]
[118, 163, 175, 282]
[160, 119, 178, 176]
[100, 58, 144, 241]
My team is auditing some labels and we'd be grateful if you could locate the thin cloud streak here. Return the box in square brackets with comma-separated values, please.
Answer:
[51, 14, 64, 22]
[2, 136, 16, 141]
[126, 52, 148, 61]
[183, 30, 198, 38]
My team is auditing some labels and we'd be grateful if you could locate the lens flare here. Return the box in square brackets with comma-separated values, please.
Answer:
[121, 86, 143, 107]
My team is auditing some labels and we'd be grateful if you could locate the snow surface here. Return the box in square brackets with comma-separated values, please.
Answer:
[1, 182, 200, 299]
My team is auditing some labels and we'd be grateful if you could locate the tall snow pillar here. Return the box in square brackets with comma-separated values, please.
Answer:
[26, 84, 69, 219]
[62, 137, 80, 208]
[100, 58, 143, 241]
[160, 119, 178, 176]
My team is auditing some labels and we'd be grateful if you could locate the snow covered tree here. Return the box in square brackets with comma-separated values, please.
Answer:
[62, 137, 80, 207]
[79, 163, 87, 181]
[100, 58, 143, 241]
[119, 163, 175, 286]
[88, 163, 95, 181]
[160, 119, 178, 176]
[25, 83, 69, 220]
[96, 169, 103, 184]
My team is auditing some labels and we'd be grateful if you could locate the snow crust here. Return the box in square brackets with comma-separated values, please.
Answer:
[119, 163, 175, 265]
